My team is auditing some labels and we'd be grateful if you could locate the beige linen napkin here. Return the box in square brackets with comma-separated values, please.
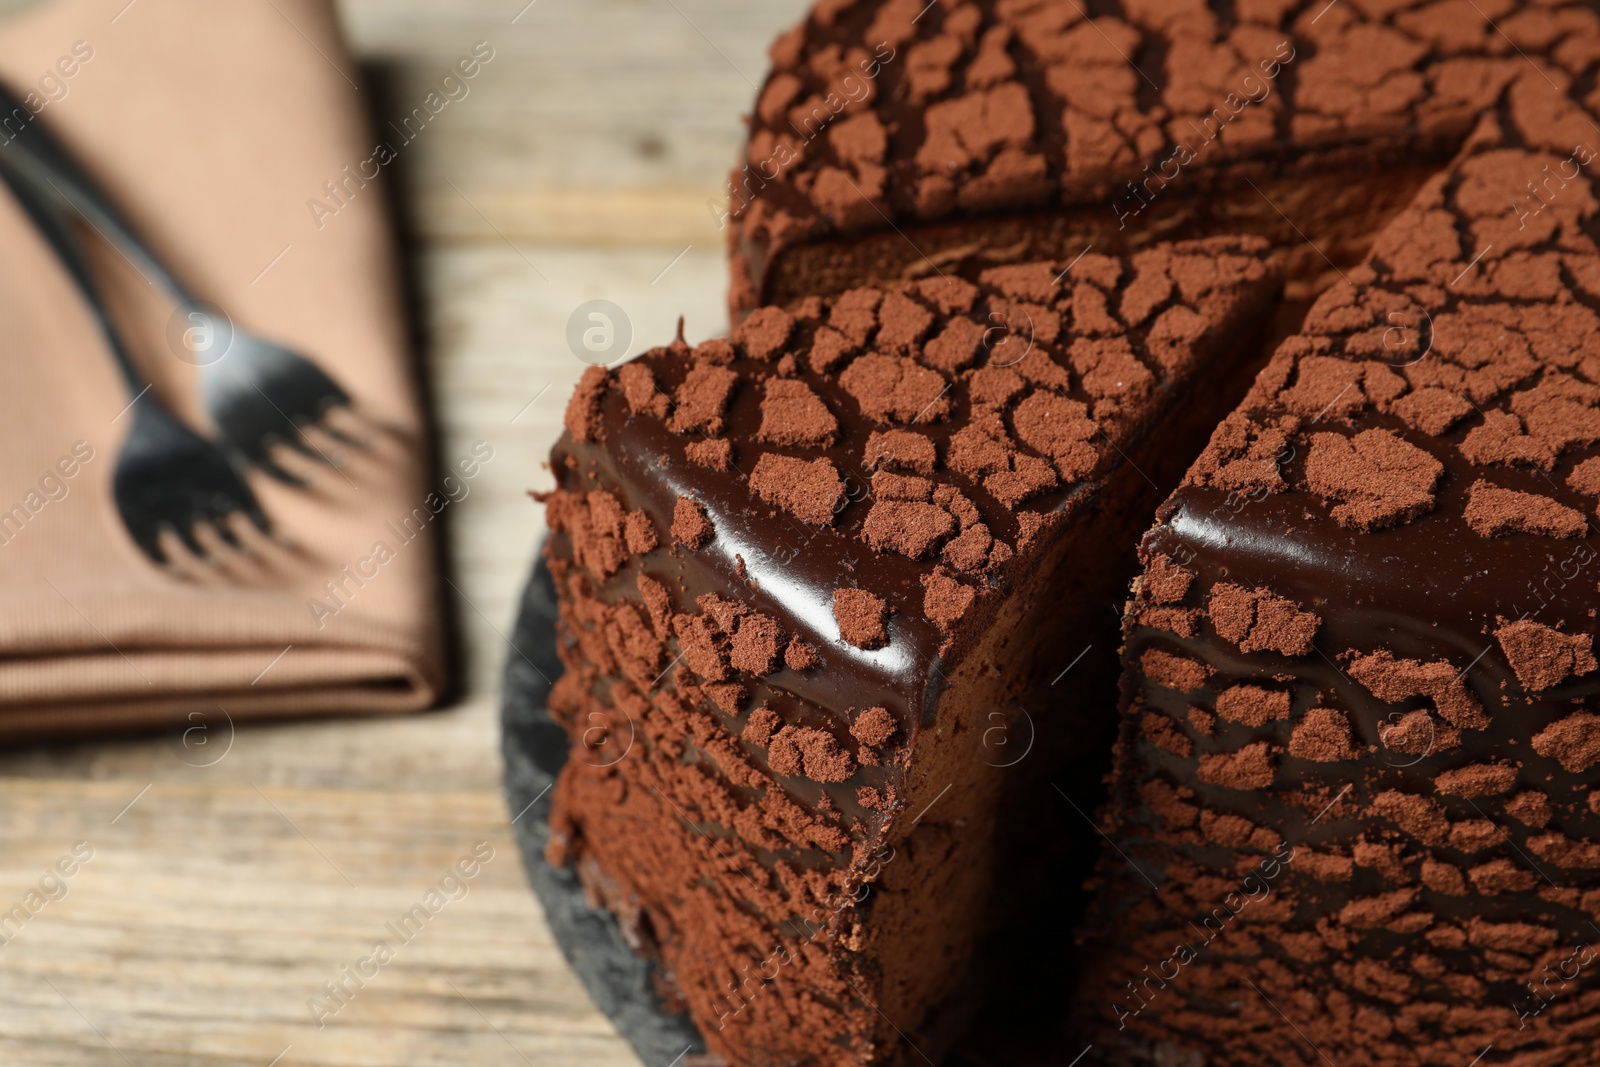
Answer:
[0, 0, 447, 740]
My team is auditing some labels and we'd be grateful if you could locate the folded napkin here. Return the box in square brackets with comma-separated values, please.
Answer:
[0, 0, 446, 740]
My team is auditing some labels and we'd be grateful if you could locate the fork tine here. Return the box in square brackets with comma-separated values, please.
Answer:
[316, 418, 366, 448]
[256, 453, 310, 486]
[211, 515, 242, 550]
[136, 526, 167, 565]
[175, 521, 208, 561]
[279, 430, 337, 466]
[242, 498, 271, 534]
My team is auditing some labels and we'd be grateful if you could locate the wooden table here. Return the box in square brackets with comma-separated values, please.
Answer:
[0, 1, 807, 1062]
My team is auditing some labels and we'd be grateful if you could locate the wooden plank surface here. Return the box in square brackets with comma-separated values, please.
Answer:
[0, 0, 810, 1062]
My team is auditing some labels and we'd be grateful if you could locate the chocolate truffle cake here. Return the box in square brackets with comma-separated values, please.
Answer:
[525, 0, 1600, 1062]
[726, 0, 1586, 319]
[1075, 64, 1600, 1067]
[539, 239, 1278, 1066]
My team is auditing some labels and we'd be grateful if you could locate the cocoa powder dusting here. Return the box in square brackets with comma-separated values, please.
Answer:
[784, 638, 820, 671]
[1303, 429, 1443, 530]
[1531, 713, 1600, 773]
[832, 588, 889, 650]
[684, 438, 732, 470]
[850, 706, 897, 748]
[758, 378, 839, 448]
[671, 495, 712, 549]
[1207, 584, 1319, 656]
[1463, 480, 1587, 539]
[1496, 619, 1597, 692]
[749, 454, 845, 525]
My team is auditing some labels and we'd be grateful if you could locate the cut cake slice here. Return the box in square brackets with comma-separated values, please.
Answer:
[1074, 91, 1600, 1066]
[538, 238, 1278, 1066]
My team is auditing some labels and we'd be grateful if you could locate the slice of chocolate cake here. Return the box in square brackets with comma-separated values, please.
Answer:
[538, 239, 1279, 1066]
[1075, 77, 1600, 1065]
[726, 0, 1575, 320]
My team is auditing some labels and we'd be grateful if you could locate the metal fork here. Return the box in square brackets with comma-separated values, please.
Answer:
[0, 148, 268, 562]
[0, 83, 356, 484]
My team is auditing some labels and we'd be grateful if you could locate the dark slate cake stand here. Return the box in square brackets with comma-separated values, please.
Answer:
[499, 555, 710, 1065]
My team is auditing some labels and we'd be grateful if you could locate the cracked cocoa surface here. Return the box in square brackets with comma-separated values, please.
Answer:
[1082, 31, 1600, 1065]
[725, 0, 1592, 316]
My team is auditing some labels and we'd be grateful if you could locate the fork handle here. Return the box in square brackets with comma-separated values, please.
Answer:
[0, 82, 195, 307]
[0, 147, 148, 397]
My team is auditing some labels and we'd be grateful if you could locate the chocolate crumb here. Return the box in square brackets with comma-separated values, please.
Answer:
[666, 363, 739, 436]
[742, 705, 780, 747]
[673, 613, 726, 682]
[770, 725, 856, 783]
[1197, 741, 1276, 789]
[862, 500, 957, 559]
[758, 378, 839, 448]
[857, 786, 891, 811]
[1304, 429, 1442, 530]
[1140, 606, 1200, 637]
[1011, 392, 1100, 482]
[1421, 860, 1467, 896]
[671, 496, 713, 549]
[617, 362, 671, 419]
[851, 706, 897, 747]
[1390, 388, 1472, 436]
[1208, 584, 1319, 656]
[784, 638, 820, 671]
[1496, 619, 1597, 691]
[1459, 410, 1555, 470]
[1214, 684, 1290, 727]
[624, 511, 658, 555]
[733, 306, 794, 361]
[730, 613, 784, 676]
[1143, 710, 1192, 757]
[1568, 457, 1600, 496]
[1378, 709, 1447, 757]
[1143, 553, 1195, 604]
[1348, 649, 1488, 730]
[839, 354, 952, 425]
[941, 523, 993, 574]
[1505, 792, 1553, 827]
[1532, 712, 1600, 773]
[923, 317, 987, 373]
[767, 727, 802, 775]
[564, 366, 608, 443]
[1464, 480, 1586, 539]
[875, 291, 935, 352]
[863, 429, 937, 474]
[1288, 707, 1357, 762]
[1140, 648, 1210, 692]
[871, 471, 932, 501]
[702, 682, 745, 715]
[685, 438, 732, 470]
[750, 454, 845, 525]
[921, 570, 975, 635]
[1435, 763, 1519, 797]
[833, 588, 889, 649]
[1468, 859, 1538, 895]
[636, 573, 672, 637]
